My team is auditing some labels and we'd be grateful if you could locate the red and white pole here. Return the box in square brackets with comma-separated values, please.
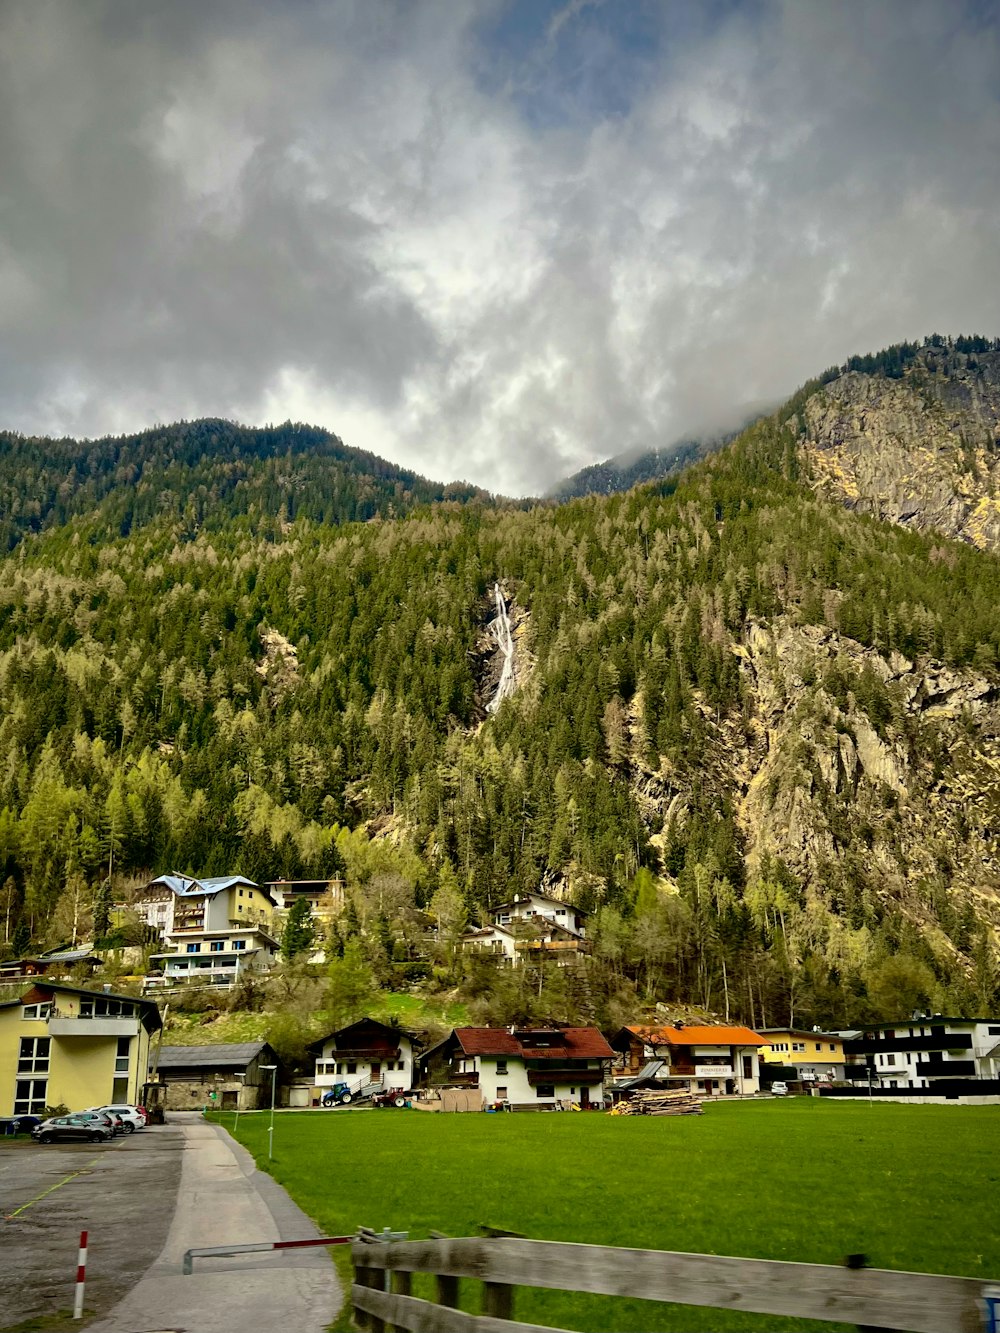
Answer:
[73, 1230, 88, 1320]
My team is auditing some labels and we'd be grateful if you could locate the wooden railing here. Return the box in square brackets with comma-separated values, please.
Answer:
[352, 1233, 997, 1333]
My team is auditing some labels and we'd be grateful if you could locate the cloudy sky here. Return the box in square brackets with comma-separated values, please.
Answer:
[1, 0, 998, 496]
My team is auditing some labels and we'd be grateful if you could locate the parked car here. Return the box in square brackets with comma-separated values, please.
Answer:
[33, 1116, 113, 1144]
[769, 1081, 789, 1097]
[70, 1110, 122, 1135]
[90, 1104, 145, 1133]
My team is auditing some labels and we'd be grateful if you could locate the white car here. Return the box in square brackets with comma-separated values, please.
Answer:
[88, 1104, 145, 1134]
[769, 1081, 789, 1097]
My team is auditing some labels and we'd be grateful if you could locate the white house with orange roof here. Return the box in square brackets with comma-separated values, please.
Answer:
[609, 1023, 765, 1096]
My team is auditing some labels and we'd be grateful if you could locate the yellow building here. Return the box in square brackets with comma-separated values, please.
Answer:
[0, 981, 161, 1116]
[757, 1028, 845, 1078]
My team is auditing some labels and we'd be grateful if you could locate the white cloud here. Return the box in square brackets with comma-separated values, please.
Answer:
[0, 0, 997, 495]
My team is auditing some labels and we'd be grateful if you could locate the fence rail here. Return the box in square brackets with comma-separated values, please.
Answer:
[352, 1235, 997, 1333]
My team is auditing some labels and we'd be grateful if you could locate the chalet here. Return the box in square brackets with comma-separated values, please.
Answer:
[310, 1018, 416, 1099]
[610, 1024, 764, 1097]
[460, 891, 590, 965]
[0, 947, 100, 984]
[0, 981, 161, 1116]
[419, 1025, 613, 1110]
[151, 1042, 278, 1110]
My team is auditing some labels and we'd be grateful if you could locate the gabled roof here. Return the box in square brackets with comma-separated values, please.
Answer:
[308, 1016, 415, 1055]
[625, 1024, 764, 1047]
[156, 1042, 273, 1070]
[148, 874, 259, 898]
[434, 1026, 613, 1061]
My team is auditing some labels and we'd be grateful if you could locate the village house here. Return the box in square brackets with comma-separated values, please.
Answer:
[0, 981, 161, 1116]
[419, 1025, 613, 1110]
[757, 1028, 845, 1081]
[132, 874, 275, 942]
[609, 1024, 764, 1097]
[151, 1042, 279, 1111]
[832, 1015, 1000, 1101]
[0, 947, 100, 985]
[310, 1018, 416, 1100]
[460, 891, 590, 965]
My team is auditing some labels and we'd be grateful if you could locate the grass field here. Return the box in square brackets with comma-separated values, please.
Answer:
[222, 1098, 1000, 1332]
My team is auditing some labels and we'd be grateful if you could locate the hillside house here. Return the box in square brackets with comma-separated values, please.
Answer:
[132, 874, 275, 942]
[0, 982, 161, 1116]
[461, 891, 590, 965]
[151, 1042, 278, 1110]
[146, 926, 279, 987]
[610, 1024, 764, 1097]
[419, 1026, 613, 1109]
[310, 1018, 416, 1099]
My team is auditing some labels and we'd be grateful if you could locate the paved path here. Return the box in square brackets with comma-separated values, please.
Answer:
[87, 1114, 342, 1333]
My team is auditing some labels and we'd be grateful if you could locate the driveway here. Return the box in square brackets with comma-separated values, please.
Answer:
[1, 1122, 184, 1330]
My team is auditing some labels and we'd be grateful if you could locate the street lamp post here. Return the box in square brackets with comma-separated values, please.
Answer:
[259, 1065, 277, 1161]
[233, 1072, 245, 1137]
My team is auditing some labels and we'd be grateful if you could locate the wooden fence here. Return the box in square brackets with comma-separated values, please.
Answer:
[352, 1234, 998, 1333]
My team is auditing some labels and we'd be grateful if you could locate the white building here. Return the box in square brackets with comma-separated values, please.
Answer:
[147, 926, 279, 987]
[609, 1025, 764, 1097]
[420, 1026, 613, 1109]
[311, 1018, 416, 1098]
[460, 891, 590, 965]
[838, 1016, 1000, 1100]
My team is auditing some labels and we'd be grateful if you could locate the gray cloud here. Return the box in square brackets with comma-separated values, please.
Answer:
[0, 0, 997, 495]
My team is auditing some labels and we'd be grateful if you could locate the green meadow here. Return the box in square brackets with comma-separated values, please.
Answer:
[222, 1099, 1000, 1332]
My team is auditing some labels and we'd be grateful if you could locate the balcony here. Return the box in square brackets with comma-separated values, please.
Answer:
[915, 1060, 977, 1078]
[842, 1033, 972, 1056]
[49, 1016, 139, 1038]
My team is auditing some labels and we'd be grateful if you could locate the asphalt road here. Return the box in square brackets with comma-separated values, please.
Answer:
[0, 1122, 184, 1329]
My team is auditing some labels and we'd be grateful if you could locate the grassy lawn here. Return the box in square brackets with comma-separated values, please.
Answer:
[220, 1099, 1000, 1332]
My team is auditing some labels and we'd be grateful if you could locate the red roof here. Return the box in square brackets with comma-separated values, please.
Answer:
[627, 1024, 763, 1047]
[455, 1027, 613, 1061]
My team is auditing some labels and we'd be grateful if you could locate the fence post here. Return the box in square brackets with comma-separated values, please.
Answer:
[390, 1269, 411, 1333]
[437, 1273, 460, 1310]
[483, 1280, 513, 1321]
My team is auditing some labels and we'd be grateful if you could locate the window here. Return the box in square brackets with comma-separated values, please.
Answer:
[496, 1086, 508, 1100]
[186, 943, 199, 954]
[346, 1062, 357, 1074]
[556, 908, 565, 916]
[239, 889, 244, 897]
[495, 1060, 508, 1075]
[814, 1043, 822, 1051]
[535, 1084, 555, 1098]
[793, 1042, 804, 1052]
[233, 940, 246, 950]
[210, 941, 225, 952]
[79, 997, 134, 1017]
[21, 1003, 52, 1020]
[115, 1038, 130, 1075]
[828, 1044, 836, 1051]
[14, 1078, 47, 1115]
[18, 1037, 50, 1073]
[989, 1026, 1000, 1036]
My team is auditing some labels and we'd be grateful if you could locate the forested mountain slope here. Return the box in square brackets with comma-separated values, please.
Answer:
[1, 339, 1000, 1030]
[0, 418, 493, 553]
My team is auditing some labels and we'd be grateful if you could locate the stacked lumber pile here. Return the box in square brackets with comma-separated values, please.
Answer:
[610, 1089, 703, 1117]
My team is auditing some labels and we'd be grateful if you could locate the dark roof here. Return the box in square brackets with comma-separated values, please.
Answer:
[437, 1026, 613, 1061]
[156, 1042, 272, 1070]
[308, 1016, 415, 1055]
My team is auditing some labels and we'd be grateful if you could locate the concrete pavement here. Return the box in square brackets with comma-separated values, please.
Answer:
[87, 1114, 342, 1333]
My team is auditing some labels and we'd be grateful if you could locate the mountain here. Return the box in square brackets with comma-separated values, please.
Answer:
[547, 438, 706, 501]
[1, 336, 999, 1032]
[793, 340, 1000, 550]
[0, 417, 494, 553]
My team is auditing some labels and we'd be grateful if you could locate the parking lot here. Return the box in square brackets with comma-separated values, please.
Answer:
[0, 1122, 184, 1329]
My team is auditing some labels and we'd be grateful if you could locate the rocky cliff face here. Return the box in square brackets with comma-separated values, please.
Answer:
[797, 347, 1000, 550]
[640, 617, 1000, 950]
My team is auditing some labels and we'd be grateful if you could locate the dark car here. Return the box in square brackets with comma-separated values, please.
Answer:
[68, 1110, 122, 1135]
[33, 1116, 113, 1144]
